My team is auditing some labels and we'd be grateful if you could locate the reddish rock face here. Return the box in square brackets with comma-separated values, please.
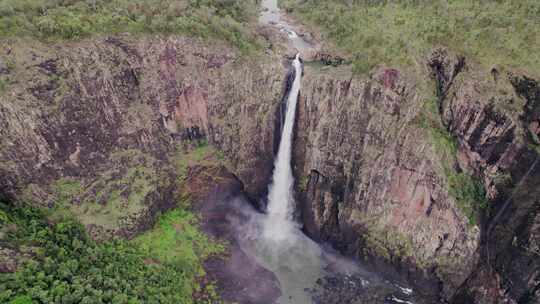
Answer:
[381, 68, 400, 90]
[293, 50, 540, 302]
[294, 64, 480, 300]
[1, 35, 286, 192]
[173, 86, 209, 134]
[430, 51, 540, 302]
[0, 36, 285, 243]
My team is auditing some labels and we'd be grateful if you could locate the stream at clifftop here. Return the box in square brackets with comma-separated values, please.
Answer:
[259, 0, 313, 53]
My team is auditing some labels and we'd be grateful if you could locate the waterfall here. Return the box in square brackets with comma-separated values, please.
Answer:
[263, 54, 302, 242]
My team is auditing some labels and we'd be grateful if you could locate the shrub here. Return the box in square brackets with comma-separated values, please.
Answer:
[9, 295, 32, 304]
[448, 172, 488, 225]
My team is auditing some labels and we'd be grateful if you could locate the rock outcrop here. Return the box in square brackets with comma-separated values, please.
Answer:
[430, 51, 540, 303]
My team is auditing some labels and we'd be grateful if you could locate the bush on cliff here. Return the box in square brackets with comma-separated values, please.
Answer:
[417, 98, 488, 226]
[0, 202, 223, 303]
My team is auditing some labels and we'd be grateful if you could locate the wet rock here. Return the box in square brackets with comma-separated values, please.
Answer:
[191, 166, 281, 304]
[309, 274, 415, 304]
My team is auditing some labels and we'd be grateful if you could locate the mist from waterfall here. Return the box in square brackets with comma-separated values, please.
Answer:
[263, 54, 302, 242]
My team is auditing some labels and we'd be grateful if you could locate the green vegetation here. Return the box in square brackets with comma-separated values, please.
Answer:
[0, 0, 259, 52]
[50, 150, 170, 236]
[416, 98, 488, 226]
[0, 143, 231, 303]
[529, 142, 540, 156]
[0, 201, 223, 303]
[297, 175, 309, 192]
[0, 77, 7, 93]
[282, 0, 540, 75]
[53, 178, 83, 205]
[10, 295, 33, 304]
[362, 226, 417, 266]
[447, 171, 488, 225]
[48, 144, 229, 239]
[134, 207, 225, 301]
[174, 140, 227, 181]
[427, 120, 487, 226]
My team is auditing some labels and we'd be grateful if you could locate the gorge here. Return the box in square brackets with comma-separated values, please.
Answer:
[0, 1, 540, 304]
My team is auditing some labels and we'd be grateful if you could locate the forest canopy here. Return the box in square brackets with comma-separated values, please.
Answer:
[0, 0, 259, 51]
[0, 202, 223, 304]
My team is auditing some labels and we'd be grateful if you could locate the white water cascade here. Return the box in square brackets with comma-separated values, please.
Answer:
[242, 52, 418, 304]
[263, 54, 303, 242]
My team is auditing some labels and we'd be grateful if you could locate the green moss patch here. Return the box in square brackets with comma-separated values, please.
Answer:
[53, 178, 83, 205]
[134, 207, 225, 299]
[174, 140, 229, 182]
[49, 141, 230, 238]
[51, 149, 168, 236]
[361, 226, 418, 266]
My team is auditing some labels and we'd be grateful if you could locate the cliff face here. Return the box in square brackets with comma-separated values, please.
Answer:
[431, 52, 540, 303]
[0, 36, 284, 239]
[294, 63, 479, 300]
[293, 51, 540, 302]
[1, 35, 539, 303]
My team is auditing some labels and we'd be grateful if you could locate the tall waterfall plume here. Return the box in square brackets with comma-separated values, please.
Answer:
[264, 54, 302, 242]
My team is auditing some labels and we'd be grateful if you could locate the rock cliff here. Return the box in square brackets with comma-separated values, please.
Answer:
[1, 35, 539, 303]
[294, 62, 479, 300]
[0, 36, 284, 239]
[293, 51, 540, 302]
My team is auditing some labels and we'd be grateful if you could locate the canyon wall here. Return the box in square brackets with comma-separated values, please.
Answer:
[294, 61, 478, 300]
[293, 51, 540, 302]
[0, 36, 284, 239]
[431, 52, 540, 303]
[1, 35, 539, 303]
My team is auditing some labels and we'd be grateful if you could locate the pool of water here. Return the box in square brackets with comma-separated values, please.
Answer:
[226, 197, 421, 304]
